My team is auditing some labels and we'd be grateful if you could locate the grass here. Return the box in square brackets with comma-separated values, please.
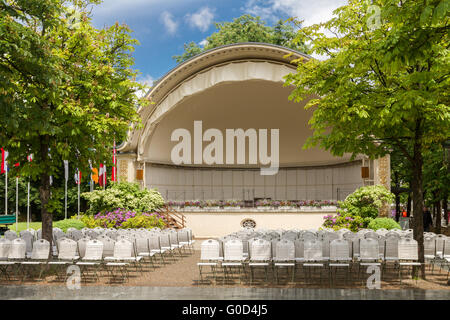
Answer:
[8, 222, 43, 234]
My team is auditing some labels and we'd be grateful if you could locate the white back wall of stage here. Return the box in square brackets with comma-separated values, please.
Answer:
[145, 162, 363, 201]
[142, 80, 356, 167]
[183, 211, 332, 238]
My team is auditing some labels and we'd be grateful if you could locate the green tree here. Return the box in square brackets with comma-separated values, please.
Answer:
[285, 0, 449, 277]
[173, 14, 309, 63]
[0, 0, 148, 248]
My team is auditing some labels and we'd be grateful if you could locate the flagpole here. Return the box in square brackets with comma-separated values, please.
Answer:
[27, 180, 30, 230]
[77, 170, 80, 219]
[15, 177, 18, 232]
[5, 161, 7, 215]
[65, 179, 68, 220]
[64, 160, 68, 220]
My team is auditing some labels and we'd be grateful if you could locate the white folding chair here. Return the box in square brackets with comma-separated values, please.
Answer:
[273, 239, 295, 283]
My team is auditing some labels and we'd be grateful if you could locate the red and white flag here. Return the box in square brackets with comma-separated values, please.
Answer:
[1, 148, 8, 174]
[111, 140, 117, 182]
[99, 163, 106, 187]
[74, 169, 82, 185]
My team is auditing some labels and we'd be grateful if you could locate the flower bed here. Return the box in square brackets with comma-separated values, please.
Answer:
[81, 209, 166, 229]
[166, 199, 339, 212]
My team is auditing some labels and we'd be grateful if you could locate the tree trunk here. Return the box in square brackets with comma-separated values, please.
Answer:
[406, 193, 412, 217]
[39, 137, 52, 258]
[444, 195, 448, 227]
[435, 200, 441, 234]
[395, 194, 401, 222]
[411, 134, 425, 279]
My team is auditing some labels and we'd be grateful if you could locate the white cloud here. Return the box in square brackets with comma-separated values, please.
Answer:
[185, 7, 215, 32]
[161, 11, 179, 35]
[135, 74, 156, 98]
[199, 39, 209, 47]
[243, 0, 347, 26]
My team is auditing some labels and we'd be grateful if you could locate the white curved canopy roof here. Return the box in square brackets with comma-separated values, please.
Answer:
[120, 43, 359, 167]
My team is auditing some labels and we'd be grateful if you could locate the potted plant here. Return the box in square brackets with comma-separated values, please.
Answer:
[255, 199, 272, 210]
[320, 200, 338, 210]
[183, 200, 203, 211]
[204, 200, 221, 211]
[279, 200, 293, 210]
[223, 200, 241, 210]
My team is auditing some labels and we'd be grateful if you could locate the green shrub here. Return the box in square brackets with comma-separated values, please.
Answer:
[53, 218, 86, 232]
[121, 213, 166, 229]
[368, 217, 401, 231]
[338, 185, 394, 219]
[80, 215, 98, 229]
[81, 182, 165, 215]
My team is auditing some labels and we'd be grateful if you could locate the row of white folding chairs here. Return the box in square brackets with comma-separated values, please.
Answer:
[0, 237, 144, 282]
[201, 237, 450, 265]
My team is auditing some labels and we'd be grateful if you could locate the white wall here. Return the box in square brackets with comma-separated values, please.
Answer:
[146, 162, 363, 202]
[183, 210, 331, 238]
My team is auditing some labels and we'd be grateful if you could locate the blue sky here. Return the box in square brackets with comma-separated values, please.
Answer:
[89, 0, 346, 87]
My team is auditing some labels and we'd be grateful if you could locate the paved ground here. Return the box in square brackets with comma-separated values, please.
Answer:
[1, 285, 450, 300]
[0, 239, 449, 300]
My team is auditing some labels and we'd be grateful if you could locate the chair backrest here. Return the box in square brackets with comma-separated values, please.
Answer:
[294, 239, 304, 259]
[8, 238, 26, 259]
[159, 233, 171, 248]
[302, 231, 317, 241]
[200, 239, 220, 260]
[4, 230, 18, 241]
[304, 240, 323, 261]
[77, 237, 91, 258]
[85, 230, 98, 239]
[322, 232, 340, 258]
[385, 231, 400, 239]
[97, 236, 115, 258]
[53, 230, 66, 243]
[58, 238, 78, 260]
[168, 230, 179, 245]
[20, 231, 34, 254]
[224, 239, 244, 261]
[443, 238, 450, 257]
[84, 240, 104, 260]
[134, 235, 149, 254]
[105, 231, 118, 241]
[275, 239, 295, 261]
[148, 234, 161, 251]
[385, 236, 399, 260]
[377, 235, 386, 256]
[342, 231, 356, 240]
[359, 238, 379, 260]
[68, 229, 83, 242]
[330, 239, 350, 261]
[0, 238, 11, 259]
[398, 238, 418, 260]
[250, 239, 271, 261]
[376, 228, 388, 235]
[424, 237, 436, 256]
[177, 229, 189, 243]
[352, 237, 362, 257]
[282, 231, 298, 241]
[30, 239, 50, 260]
[364, 231, 378, 240]
[435, 235, 446, 254]
[113, 239, 133, 259]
